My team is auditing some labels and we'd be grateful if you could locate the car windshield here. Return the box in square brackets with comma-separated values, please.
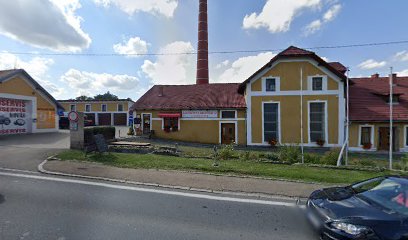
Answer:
[352, 177, 408, 217]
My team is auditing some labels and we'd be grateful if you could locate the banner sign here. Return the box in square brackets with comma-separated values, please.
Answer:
[182, 110, 218, 118]
[0, 98, 29, 135]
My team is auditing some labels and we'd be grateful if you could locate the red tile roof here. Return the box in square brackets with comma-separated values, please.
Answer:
[328, 62, 347, 74]
[238, 46, 347, 94]
[131, 83, 246, 110]
[349, 76, 408, 122]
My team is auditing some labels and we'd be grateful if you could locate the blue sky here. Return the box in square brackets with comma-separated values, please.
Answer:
[0, 0, 407, 100]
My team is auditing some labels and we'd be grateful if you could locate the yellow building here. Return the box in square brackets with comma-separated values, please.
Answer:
[131, 84, 246, 145]
[238, 46, 347, 147]
[59, 99, 134, 127]
[347, 74, 408, 152]
[0, 69, 63, 135]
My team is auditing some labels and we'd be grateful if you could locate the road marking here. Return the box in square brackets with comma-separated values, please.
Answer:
[0, 171, 300, 207]
[0, 167, 39, 174]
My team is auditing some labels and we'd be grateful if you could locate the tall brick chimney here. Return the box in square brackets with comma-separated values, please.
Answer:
[196, 0, 209, 85]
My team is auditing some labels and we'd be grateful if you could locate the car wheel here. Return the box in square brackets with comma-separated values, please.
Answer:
[4, 119, 11, 125]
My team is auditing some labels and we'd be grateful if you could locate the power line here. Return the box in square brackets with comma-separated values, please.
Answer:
[2, 40, 408, 57]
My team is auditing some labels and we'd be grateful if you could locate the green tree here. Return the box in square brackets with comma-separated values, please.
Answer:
[75, 95, 93, 101]
[93, 91, 119, 101]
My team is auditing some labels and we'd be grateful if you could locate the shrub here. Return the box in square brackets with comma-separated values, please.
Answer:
[84, 126, 116, 145]
[321, 148, 340, 166]
[355, 159, 377, 167]
[303, 153, 322, 164]
[396, 154, 408, 171]
[239, 151, 259, 161]
[217, 144, 235, 160]
[279, 145, 301, 164]
[127, 127, 134, 136]
[266, 152, 280, 162]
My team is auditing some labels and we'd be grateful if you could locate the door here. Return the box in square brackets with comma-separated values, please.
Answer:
[221, 123, 235, 144]
[142, 114, 151, 134]
[378, 127, 397, 151]
[113, 113, 127, 126]
[98, 113, 111, 126]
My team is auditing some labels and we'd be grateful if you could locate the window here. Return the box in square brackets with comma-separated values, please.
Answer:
[265, 78, 276, 92]
[117, 104, 124, 112]
[309, 102, 325, 142]
[312, 77, 323, 91]
[85, 104, 91, 112]
[70, 104, 76, 111]
[221, 110, 236, 119]
[263, 103, 279, 142]
[101, 104, 107, 112]
[163, 118, 179, 131]
[360, 126, 372, 145]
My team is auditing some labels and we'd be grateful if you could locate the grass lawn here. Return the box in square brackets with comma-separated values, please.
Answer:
[56, 150, 406, 185]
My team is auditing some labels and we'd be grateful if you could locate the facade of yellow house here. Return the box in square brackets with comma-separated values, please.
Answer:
[348, 74, 408, 152]
[58, 99, 134, 127]
[131, 84, 247, 145]
[0, 69, 62, 135]
[238, 46, 347, 147]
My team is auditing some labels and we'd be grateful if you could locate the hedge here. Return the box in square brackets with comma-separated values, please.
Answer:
[84, 126, 116, 145]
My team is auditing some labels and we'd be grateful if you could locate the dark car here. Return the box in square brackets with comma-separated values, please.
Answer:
[0, 115, 11, 125]
[14, 118, 25, 126]
[307, 176, 408, 240]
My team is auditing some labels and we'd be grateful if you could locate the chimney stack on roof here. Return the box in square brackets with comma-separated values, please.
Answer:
[158, 86, 164, 97]
[391, 73, 397, 85]
[196, 0, 209, 85]
[371, 73, 379, 79]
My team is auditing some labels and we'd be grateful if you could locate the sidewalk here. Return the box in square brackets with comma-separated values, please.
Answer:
[40, 160, 332, 198]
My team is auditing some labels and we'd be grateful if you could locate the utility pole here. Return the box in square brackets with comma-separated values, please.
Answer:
[300, 68, 304, 164]
[389, 67, 393, 170]
[345, 68, 350, 166]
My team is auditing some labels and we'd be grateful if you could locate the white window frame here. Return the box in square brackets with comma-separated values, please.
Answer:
[70, 104, 76, 111]
[219, 121, 238, 144]
[101, 104, 107, 112]
[220, 110, 237, 119]
[262, 101, 281, 144]
[358, 124, 375, 148]
[262, 76, 280, 92]
[117, 103, 124, 112]
[404, 125, 408, 147]
[308, 75, 328, 91]
[85, 104, 91, 112]
[308, 100, 328, 145]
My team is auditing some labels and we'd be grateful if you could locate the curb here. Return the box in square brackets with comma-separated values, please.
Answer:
[38, 157, 307, 201]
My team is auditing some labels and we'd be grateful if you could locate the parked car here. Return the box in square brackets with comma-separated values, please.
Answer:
[0, 115, 11, 125]
[306, 176, 408, 240]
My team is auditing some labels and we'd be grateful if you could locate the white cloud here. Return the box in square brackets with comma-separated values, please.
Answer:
[113, 37, 149, 57]
[0, 0, 91, 52]
[216, 60, 230, 69]
[94, 0, 178, 18]
[358, 59, 387, 70]
[304, 4, 341, 35]
[61, 69, 139, 96]
[397, 69, 408, 76]
[243, 0, 321, 33]
[395, 51, 408, 62]
[141, 41, 195, 85]
[323, 4, 341, 22]
[0, 52, 64, 98]
[215, 52, 276, 83]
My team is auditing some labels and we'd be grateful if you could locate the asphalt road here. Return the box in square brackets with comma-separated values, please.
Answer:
[0, 170, 318, 240]
[0, 132, 69, 171]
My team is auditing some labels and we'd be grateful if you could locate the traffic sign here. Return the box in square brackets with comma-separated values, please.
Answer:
[68, 111, 79, 122]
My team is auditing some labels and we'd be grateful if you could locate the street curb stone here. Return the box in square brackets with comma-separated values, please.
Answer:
[38, 157, 307, 200]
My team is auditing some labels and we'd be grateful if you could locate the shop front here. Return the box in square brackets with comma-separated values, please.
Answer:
[0, 69, 62, 135]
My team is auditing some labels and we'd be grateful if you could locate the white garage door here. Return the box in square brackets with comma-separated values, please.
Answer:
[0, 98, 31, 135]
